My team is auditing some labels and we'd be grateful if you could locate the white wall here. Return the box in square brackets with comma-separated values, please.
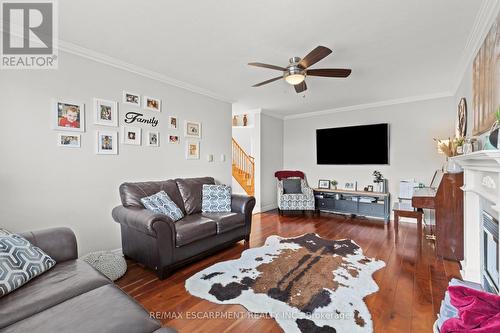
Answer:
[283, 97, 456, 212]
[0, 52, 232, 255]
[260, 114, 284, 211]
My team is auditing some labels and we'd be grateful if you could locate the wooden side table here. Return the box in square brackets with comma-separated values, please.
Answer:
[393, 202, 423, 230]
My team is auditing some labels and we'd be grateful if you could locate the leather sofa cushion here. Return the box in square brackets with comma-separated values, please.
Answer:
[0, 260, 111, 328]
[176, 177, 215, 215]
[119, 180, 186, 214]
[1, 284, 161, 333]
[174, 214, 217, 247]
[202, 212, 245, 234]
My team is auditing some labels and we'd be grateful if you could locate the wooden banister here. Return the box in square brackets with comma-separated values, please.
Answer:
[232, 138, 255, 196]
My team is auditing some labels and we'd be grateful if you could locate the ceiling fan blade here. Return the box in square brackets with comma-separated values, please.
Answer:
[248, 62, 286, 71]
[307, 68, 352, 78]
[298, 46, 332, 69]
[294, 81, 307, 93]
[252, 76, 282, 87]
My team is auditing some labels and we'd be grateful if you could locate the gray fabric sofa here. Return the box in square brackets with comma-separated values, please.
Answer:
[0, 227, 175, 333]
[112, 177, 256, 279]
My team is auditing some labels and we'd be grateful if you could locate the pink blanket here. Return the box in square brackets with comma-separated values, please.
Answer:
[441, 285, 500, 333]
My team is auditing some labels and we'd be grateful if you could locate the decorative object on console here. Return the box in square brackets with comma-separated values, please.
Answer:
[122, 91, 141, 106]
[0, 230, 56, 297]
[185, 120, 201, 138]
[57, 133, 81, 148]
[96, 130, 118, 155]
[143, 96, 161, 112]
[472, 13, 499, 135]
[185, 233, 385, 333]
[121, 126, 141, 145]
[53, 99, 85, 132]
[141, 190, 185, 221]
[372, 170, 384, 192]
[367, 185, 373, 192]
[201, 184, 232, 213]
[330, 179, 338, 190]
[83, 251, 127, 281]
[146, 131, 159, 147]
[169, 116, 178, 129]
[186, 140, 200, 159]
[344, 181, 357, 190]
[94, 98, 118, 127]
[318, 179, 330, 189]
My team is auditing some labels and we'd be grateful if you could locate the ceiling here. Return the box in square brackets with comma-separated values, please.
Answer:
[59, 0, 484, 116]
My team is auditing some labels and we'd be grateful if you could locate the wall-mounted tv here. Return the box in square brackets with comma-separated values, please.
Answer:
[316, 123, 389, 165]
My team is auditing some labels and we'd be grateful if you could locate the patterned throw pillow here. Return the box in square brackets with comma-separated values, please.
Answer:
[0, 232, 56, 297]
[141, 191, 184, 222]
[202, 184, 232, 213]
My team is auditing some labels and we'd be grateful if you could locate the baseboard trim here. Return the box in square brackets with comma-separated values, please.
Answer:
[261, 203, 278, 212]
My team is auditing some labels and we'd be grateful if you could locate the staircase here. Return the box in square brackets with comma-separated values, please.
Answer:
[232, 138, 255, 196]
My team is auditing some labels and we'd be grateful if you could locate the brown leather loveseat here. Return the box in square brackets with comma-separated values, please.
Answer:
[112, 177, 256, 279]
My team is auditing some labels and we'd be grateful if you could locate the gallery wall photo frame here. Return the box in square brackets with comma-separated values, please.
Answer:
[57, 133, 81, 148]
[121, 126, 142, 145]
[184, 120, 201, 138]
[146, 131, 159, 147]
[96, 131, 118, 155]
[186, 140, 200, 159]
[169, 116, 178, 129]
[53, 99, 85, 132]
[143, 96, 161, 112]
[169, 135, 180, 144]
[122, 91, 141, 107]
[94, 98, 118, 127]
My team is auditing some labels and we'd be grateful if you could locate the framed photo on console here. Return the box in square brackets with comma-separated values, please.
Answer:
[344, 181, 357, 190]
[318, 180, 330, 189]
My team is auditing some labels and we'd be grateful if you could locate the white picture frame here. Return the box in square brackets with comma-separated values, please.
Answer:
[344, 181, 357, 191]
[169, 135, 180, 144]
[53, 99, 85, 132]
[146, 131, 159, 147]
[94, 98, 118, 127]
[186, 141, 200, 159]
[57, 133, 81, 148]
[143, 96, 161, 112]
[96, 131, 118, 155]
[122, 91, 141, 106]
[121, 126, 142, 145]
[169, 116, 178, 129]
[184, 121, 201, 138]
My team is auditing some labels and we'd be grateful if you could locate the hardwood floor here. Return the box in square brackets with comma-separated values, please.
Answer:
[116, 211, 461, 332]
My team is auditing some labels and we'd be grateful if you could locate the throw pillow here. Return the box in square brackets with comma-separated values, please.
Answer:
[141, 190, 184, 221]
[0, 233, 56, 297]
[283, 178, 302, 194]
[202, 184, 231, 213]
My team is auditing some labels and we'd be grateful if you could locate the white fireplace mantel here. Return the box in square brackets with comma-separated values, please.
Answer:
[451, 150, 500, 285]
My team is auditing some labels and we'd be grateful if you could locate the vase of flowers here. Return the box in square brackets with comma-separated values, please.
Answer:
[434, 137, 463, 173]
[373, 171, 384, 192]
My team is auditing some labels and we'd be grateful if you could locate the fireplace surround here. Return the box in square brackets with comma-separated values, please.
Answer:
[453, 150, 500, 293]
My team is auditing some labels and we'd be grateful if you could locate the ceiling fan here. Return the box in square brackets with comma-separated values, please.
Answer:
[248, 46, 351, 93]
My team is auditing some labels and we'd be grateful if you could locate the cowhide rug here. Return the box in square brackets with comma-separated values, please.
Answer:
[185, 233, 385, 332]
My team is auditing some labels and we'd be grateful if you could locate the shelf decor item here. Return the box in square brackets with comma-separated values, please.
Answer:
[318, 179, 330, 189]
[434, 138, 463, 173]
[330, 180, 338, 190]
[373, 170, 384, 192]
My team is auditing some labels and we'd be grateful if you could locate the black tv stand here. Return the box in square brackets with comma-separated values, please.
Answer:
[313, 188, 390, 223]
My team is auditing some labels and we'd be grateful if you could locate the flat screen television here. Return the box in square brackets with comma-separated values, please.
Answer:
[316, 123, 389, 165]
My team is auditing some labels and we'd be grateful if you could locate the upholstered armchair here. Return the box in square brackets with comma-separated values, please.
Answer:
[275, 171, 315, 215]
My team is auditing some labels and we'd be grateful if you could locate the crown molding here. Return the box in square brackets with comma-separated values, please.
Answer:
[451, 0, 500, 93]
[283, 91, 453, 120]
[58, 40, 234, 104]
[261, 110, 285, 120]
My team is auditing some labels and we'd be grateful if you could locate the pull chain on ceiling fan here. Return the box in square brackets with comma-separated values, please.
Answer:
[248, 45, 351, 93]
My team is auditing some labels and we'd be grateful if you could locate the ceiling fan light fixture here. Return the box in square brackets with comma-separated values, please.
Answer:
[285, 73, 305, 85]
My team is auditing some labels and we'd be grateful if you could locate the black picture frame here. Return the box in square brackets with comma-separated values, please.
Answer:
[318, 179, 330, 189]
